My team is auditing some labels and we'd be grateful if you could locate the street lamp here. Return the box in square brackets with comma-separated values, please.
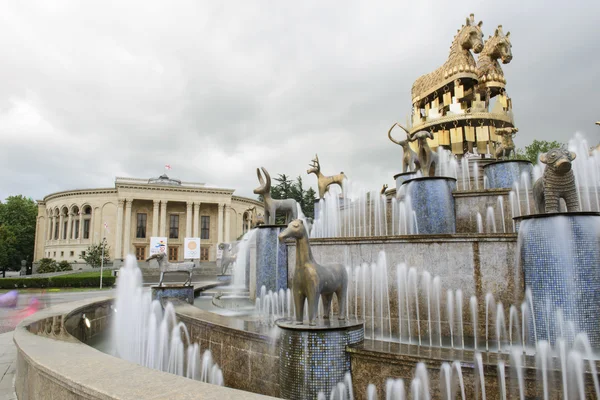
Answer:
[99, 237, 106, 289]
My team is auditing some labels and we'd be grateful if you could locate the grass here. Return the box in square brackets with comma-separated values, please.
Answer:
[63, 270, 114, 278]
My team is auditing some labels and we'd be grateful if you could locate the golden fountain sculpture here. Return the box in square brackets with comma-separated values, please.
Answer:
[396, 14, 516, 159]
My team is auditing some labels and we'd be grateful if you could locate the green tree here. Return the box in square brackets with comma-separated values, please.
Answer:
[0, 195, 37, 273]
[303, 187, 317, 219]
[258, 173, 317, 223]
[514, 139, 565, 164]
[80, 240, 110, 268]
[37, 258, 57, 273]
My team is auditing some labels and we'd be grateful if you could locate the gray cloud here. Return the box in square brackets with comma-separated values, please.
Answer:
[0, 0, 598, 202]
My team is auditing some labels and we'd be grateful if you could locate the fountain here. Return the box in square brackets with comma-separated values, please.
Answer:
[13, 12, 600, 400]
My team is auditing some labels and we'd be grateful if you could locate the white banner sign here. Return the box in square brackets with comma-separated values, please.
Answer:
[149, 237, 168, 256]
[184, 238, 201, 259]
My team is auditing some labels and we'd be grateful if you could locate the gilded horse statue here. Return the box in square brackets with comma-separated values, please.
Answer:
[411, 14, 484, 102]
[477, 25, 512, 83]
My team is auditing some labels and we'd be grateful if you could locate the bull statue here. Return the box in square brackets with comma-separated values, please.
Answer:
[409, 129, 438, 177]
[146, 252, 194, 287]
[253, 167, 298, 225]
[533, 146, 579, 213]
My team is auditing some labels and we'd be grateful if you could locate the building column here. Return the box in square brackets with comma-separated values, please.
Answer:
[193, 202, 201, 237]
[115, 200, 124, 260]
[152, 200, 160, 237]
[224, 205, 231, 243]
[66, 213, 73, 243]
[186, 202, 193, 238]
[77, 210, 83, 241]
[160, 201, 168, 237]
[217, 203, 224, 244]
[51, 216, 56, 241]
[58, 213, 65, 241]
[123, 199, 133, 257]
[47, 211, 52, 242]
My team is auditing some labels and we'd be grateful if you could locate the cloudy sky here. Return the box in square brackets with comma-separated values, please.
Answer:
[0, 0, 598, 202]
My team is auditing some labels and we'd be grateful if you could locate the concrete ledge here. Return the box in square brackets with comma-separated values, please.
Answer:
[14, 297, 275, 399]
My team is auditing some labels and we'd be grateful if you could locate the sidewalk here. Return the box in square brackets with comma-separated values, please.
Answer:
[0, 332, 16, 400]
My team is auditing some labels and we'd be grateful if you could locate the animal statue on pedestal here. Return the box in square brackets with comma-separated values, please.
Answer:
[253, 167, 298, 224]
[279, 219, 348, 326]
[396, 126, 438, 177]
[533, 146, 580, 213]
[307, 154, 346, 199]
[218, 243, 237, 275]
[495, 127, 518, 160]
[411, 14, 484, 101]
[380, 184, 388, 195]
[146, 252, 195, 286]
[388, 122, 420, 173]
[477, 25, 512, 83]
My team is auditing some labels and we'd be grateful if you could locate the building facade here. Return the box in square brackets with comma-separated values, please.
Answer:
[34, 175, 263, 266]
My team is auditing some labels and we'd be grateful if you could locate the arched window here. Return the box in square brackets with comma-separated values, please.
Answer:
[71, 206, 80, 239]
[54, 209, 60, 240]
[61, 207, 69, 240]
[82, 205, 92, 239]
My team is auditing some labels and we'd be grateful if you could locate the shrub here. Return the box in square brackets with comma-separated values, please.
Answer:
[37, 258, 57, 273]
[0, 273, 115, 289]
[56, 261, 73, 271]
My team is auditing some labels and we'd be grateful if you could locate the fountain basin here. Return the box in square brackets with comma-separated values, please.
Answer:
[483, 160, 532, 189]
[212, 293, 255, 311]
[401, 177, 457, 234]
[151, 285, 194, 305]
[14, 297, 273, 400]
[515, 212, 600, 345]
[276, 318, 364, 400]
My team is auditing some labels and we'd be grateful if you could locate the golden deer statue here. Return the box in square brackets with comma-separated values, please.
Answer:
[306, 154, 346, 199]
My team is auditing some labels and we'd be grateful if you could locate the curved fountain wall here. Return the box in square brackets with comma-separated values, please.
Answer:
[13, 297, 273, 400]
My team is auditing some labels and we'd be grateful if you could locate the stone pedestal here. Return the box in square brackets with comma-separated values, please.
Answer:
[394, 172, 418, 193]
[515, 212, 600, 345]
[483, 160, 532, 189]
[151, 285, 194, 305]
[277, 319, 364, 400]
[255, 225, 288, 299]
[402, 177, 457, 234]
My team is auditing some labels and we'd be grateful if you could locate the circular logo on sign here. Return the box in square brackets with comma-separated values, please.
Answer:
[187, 241, 197, 250]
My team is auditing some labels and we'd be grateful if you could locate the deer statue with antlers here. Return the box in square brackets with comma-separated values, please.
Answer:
[253, 167, 298, 225]
[306, 154, 347, 199]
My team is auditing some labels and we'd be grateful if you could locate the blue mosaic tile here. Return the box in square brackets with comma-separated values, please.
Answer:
[278, 322, 364, 399]
[484, 160, 532, 189]
[403, 177, 457, 234]
[256, 226, 288, 294]
[518, 214, 600, 346]
[151, 286, 194, 305]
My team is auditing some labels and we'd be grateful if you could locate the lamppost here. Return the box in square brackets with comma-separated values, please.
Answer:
[99, 237, 106, 289]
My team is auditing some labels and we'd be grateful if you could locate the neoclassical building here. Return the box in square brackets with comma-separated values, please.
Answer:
[34, 175, 263, 266]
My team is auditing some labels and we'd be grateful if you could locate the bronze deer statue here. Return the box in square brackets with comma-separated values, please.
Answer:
[388, 122, 420, 173]
[279, 219, 348, 325]
[253, 167, 298, 225]
[307, 154, 346, 199]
